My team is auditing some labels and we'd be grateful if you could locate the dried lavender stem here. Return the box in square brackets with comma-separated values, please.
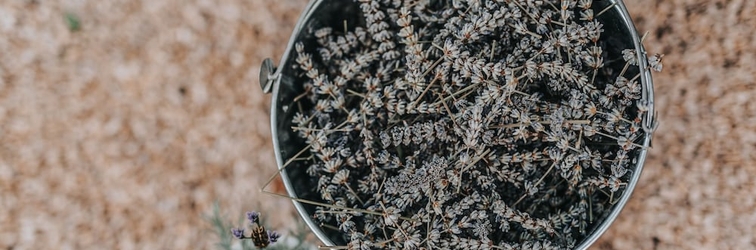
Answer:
[596, 2, 617, 17]
[514, 161, 557, 206]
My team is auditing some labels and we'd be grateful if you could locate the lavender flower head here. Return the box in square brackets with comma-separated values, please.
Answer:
[246, 211, 260, 224]
[268, 231, 280, 243]
[232, 210, 280, 248]
[231, 228, 245, 239]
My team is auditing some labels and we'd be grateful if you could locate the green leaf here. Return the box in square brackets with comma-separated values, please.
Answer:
[65, 12, 81, 32]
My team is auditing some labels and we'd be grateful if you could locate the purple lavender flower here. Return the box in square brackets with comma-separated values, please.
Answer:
[231, 228, 245, 239]
[246, 211, 260, 224]
[233, 210, 281, 248]
[268, 231, 281, 243]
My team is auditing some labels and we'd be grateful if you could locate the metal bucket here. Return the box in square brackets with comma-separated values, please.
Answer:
[259, 0, 656, 248]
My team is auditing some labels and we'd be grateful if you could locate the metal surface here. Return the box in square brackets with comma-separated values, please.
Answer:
[262, 0, 656, 249]
[259, 58, 277, 93]
[573, 0, 656, 249]
[267, 0, 346, 247]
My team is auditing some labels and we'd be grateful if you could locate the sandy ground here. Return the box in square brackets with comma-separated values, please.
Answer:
[0, 0, 754, 249]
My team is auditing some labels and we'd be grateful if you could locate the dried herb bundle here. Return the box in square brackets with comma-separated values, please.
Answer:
[282, 0, 660, 249]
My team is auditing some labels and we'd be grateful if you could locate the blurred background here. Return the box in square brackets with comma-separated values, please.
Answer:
[0, 0, 754, 249]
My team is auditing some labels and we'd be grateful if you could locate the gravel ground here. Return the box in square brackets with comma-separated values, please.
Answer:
[0, 0, 754, 249]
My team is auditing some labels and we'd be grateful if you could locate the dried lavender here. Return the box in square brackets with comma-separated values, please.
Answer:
[283, 0, 659, 249]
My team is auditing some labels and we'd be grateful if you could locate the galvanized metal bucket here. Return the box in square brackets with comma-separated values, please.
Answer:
[259, 0, 656, 248]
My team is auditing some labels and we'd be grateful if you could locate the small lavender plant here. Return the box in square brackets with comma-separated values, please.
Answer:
[209, 204, 315, 250]
[280, 0, 661, 249]
[231, 211, 281, 249]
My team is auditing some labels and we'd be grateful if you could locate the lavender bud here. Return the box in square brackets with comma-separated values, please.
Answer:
[231, 228, 245, 239]
[246, 211, 260, 224]
[268, 231, 281, 243]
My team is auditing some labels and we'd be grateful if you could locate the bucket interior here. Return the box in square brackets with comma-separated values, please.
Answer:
[270, 0, 652, 247]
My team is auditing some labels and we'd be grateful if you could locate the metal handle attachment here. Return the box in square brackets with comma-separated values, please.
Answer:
[259, 58, 277, 94]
